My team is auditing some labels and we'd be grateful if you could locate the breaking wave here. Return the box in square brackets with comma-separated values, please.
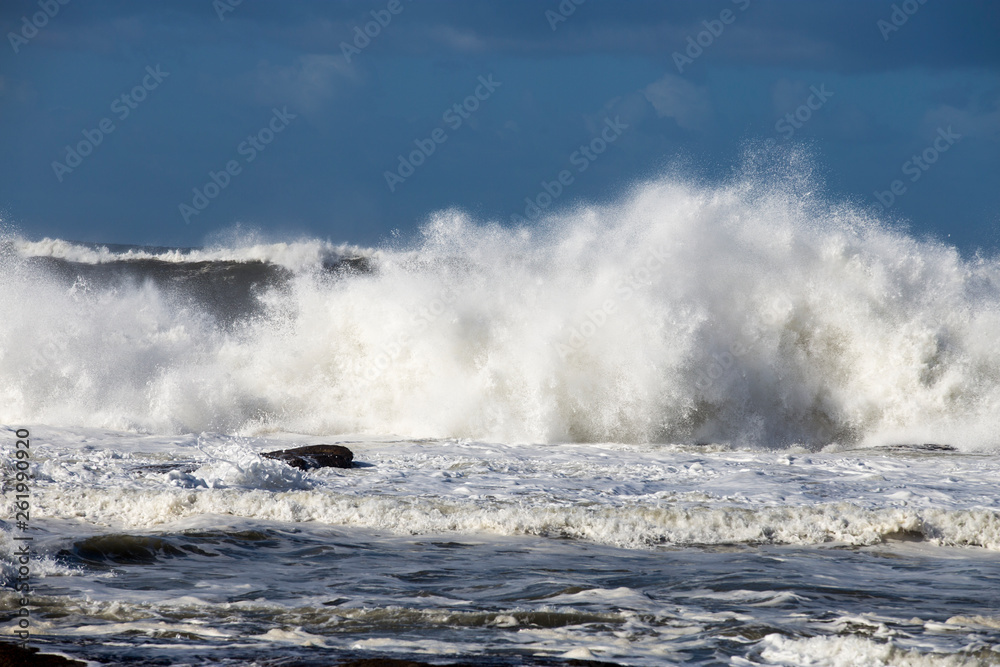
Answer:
[2, 155, 999, 448]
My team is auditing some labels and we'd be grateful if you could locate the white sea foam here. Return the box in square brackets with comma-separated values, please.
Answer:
[2, 159, 999, 447]
[33, 486, 1000, 550]
[19, 429, 1000, 551]
[747, 633, 988, 666]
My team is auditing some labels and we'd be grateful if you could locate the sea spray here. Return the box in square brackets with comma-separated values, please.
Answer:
[2, 160, 998, 448]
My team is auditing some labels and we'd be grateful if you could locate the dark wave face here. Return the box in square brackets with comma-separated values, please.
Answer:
[24, 256, 293, 327]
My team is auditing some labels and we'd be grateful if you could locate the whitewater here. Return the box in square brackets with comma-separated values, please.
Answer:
[2, 162, 999, 665]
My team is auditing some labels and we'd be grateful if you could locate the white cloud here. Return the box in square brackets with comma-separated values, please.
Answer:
[924, 102, 1000, 142]
[250, 54, 354, 113]
[642, 73, 712, 131]
[427, 25, 487, 53]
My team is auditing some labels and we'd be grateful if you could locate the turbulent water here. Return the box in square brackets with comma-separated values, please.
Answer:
[2, 166, 999, 665]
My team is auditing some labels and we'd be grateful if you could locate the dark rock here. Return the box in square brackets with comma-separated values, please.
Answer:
[0, 641, 86, 666]
[261, 444, 354, 470]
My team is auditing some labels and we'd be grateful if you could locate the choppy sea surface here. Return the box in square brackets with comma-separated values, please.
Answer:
[4, 430, 1000, 665]
[2, 166, 999, 664]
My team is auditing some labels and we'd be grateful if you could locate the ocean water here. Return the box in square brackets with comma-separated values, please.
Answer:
[2, 167, 1000, 665]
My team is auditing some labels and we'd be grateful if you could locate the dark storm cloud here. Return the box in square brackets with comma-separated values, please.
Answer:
[8, 1, 996, 69]
[0, 0, 997, 249]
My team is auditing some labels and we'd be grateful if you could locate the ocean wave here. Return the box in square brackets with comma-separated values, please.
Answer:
[34, 486, 1000, 550]
[2, 157, 999, 447]
[7, 236, 372, 273]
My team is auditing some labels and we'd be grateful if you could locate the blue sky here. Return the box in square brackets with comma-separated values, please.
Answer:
[1, 0, 998, 250]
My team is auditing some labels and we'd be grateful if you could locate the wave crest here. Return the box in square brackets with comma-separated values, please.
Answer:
[2, 164, 998, 448]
